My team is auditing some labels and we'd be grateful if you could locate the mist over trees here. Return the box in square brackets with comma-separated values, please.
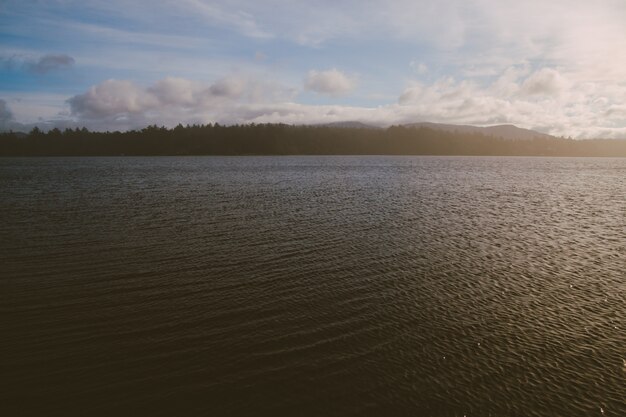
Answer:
[1, 124, 625, 157]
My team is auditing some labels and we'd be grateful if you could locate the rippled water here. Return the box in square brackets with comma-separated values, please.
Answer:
[1, 156, 624, 416]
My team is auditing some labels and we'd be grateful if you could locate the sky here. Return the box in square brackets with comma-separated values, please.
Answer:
[1, 0, 626, 138]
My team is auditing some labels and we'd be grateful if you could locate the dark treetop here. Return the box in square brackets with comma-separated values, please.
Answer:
[1, 124, 625, 156]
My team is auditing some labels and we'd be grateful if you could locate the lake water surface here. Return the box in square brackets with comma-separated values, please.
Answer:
[1, 156, 624, 416]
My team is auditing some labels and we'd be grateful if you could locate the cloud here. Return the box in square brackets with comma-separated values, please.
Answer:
[0, 99, 14, 122]
[10, 63, 626, 139]
[177, 0, 272, 39]
[393, 66, 626, 138]
[148, 77, 198, 106]
[410, 61, 429, 75]
[304, 69, 356, 96]
[68, 79, 157, 119]
[63, 74, 367, 130]
[1, 53, 75, 74]
[521, 68, 568, 96]
[58, 68, 587, 136]
[3, 1, 626, 139]
[489, 66, 528, 97]
[65, 75, 296, 130]
[26, 54, 75, 74]
[604, 105, 626, 118]
[208, 77, 247, 98]
[0, 99, 15, 129]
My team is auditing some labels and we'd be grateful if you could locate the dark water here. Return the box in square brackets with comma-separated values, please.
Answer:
[1, 156, 624, 417]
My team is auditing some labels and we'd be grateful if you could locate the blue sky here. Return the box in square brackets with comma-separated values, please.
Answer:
[1, 0, 626, 138]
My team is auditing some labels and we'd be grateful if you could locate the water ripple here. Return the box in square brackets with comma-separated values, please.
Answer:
[1, 156, 624, 416]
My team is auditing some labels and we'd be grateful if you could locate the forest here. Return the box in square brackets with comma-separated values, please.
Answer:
[1, 124, 625, 157]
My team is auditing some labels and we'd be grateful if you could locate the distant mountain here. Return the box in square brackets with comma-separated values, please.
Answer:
[314, 121, 382, 129]
[403, 122, 554, 141]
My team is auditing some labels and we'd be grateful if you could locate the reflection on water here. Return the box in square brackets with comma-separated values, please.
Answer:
[1, 156, 624, 416]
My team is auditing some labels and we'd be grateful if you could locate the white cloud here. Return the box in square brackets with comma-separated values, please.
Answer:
[61, 73, 362, 130]
[175, 0, 273, 39]
[0, 99, 14, 127]
[2, 63, 623, 138]
[208, 77, 247, 98]
[68, 79, 158, 119]
[410, 62, 428, 75]
[395, 67, 626, 138]
[148, 77, 198, 106]
[0, 64, 619, 138]
[3, 0, 626, 138]
[304, 69, 356, 96]
[64, 75, 297, 130]
[67, 75, 293, 121]
[521, 68, 568, 96]
[489, 65, 528, 97]
[604, 105, 626, 118]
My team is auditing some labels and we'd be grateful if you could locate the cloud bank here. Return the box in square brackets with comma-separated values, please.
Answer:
[50, 66, 626, 138]
[65, 76, 298, 130]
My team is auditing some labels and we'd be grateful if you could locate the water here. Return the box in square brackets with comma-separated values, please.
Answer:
[1, 156, 624, 416]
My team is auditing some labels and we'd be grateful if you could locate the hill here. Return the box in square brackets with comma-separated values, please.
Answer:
[313, 121, 382, 129]
[403, 122, 554, 141]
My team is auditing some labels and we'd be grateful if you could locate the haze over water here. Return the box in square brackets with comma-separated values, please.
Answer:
[2, 156, 624, 416]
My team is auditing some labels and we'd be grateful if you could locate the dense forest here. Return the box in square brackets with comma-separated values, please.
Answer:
[1, 124, 625, 157]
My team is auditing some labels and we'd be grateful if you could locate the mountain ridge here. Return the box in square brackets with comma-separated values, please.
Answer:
[311, 120, 554, 141]
[312, 121, 383, 129]
[402, 122, 554, 141]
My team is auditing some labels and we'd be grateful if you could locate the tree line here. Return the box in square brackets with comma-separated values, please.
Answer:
[1, 124, 625, 156]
